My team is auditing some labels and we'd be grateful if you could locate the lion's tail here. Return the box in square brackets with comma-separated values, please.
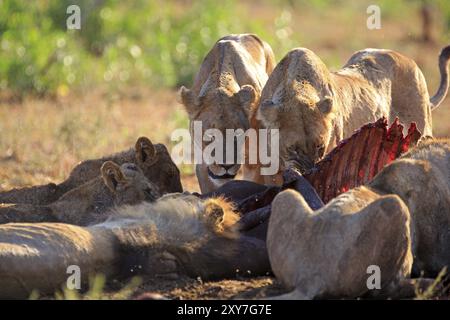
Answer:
[430, 45, 450, 110]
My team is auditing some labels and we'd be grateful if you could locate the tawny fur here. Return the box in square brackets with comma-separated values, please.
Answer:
[0, 162, 160, 226]
[0, 194, 269, 298]
[258, 46, 450, 172]
[268, 188, 413, 299]
[202, 196, 240, 238]
[267, 139, 450, 299]
[103, 193, 240, 241]
[369, 138, 450, 276]
[179, 34, 278, 193]
[0, 137, 182, 205]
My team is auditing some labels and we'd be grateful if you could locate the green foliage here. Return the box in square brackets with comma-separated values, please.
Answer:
[435, 0, 450, 30]
[1, 0, 449, 96]
[52, 274, 142, 300]
[0, 0, 256, 96]
[0, 1, 98, 95]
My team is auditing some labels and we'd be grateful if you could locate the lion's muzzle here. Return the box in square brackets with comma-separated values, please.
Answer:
[207, 164, 240, 180]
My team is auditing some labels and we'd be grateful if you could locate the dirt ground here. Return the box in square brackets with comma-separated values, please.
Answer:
[130, 276, 286, 300]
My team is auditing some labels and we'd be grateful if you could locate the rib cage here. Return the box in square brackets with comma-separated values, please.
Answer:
[304, 117, 422, 203]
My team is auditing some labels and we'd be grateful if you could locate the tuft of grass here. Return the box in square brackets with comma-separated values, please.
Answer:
[414, 267, 449, 300]
[28, 290, 40, 300]
[53, 273, 142, 300]
[109, 277, 143, 300]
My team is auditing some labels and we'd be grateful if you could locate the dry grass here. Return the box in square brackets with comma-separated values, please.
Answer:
[0, 87, 199, 192]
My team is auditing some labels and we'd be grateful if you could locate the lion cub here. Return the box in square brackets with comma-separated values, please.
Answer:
[0, 137, 182, 205]
[0, 161, 160, 226]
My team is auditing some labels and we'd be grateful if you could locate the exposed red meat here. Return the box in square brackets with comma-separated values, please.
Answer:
[222, 117, 421, 235]
[304, 117, 422, 203]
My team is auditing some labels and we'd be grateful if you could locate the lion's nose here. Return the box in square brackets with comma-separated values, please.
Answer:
[124, 164, 138, 171]
[222, 164, 235, 170]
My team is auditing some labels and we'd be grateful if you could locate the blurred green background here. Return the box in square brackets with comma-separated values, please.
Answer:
[1, 0, 449, 97]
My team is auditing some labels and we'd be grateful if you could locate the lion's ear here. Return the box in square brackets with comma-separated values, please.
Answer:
[258, 99, 280, 125]
[317, 96, 333, 114]
[178, 86, 193, 105]
[178, 86, 200, 115]
[236, 85, 257, 109]
[204, 200, 225, 227]
[101, 161, 127, 193]
[135, 137, 157, 166]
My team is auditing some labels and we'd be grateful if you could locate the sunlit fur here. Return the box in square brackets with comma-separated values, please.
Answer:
[102, 193, 240, 241]
[258, 46, 450, 172]
[179, 34, 276, 193]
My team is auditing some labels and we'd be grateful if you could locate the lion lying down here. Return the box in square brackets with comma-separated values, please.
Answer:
[268, 139, 450, 299]
[0, 193, 270, 299]
[0, 137, 182, 206]
[0, 161, 161, 225]
[1, 130, 447, 299]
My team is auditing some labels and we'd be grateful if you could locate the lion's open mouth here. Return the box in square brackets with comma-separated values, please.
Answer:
[207, 168, 236, 180]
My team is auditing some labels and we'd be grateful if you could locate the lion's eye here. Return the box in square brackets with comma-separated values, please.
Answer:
[205, 132, 215, 140]
[125, 164, 137, 171]
[316, 144, 326, 157]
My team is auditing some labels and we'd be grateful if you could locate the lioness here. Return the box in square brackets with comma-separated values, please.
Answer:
[0, 194, 270, 298]
[267, 139, 450, 299]
[0, 161, 160, 226]
[268, 190, 413, 299]
[258, 45, 450, 172]
[179, 34, 277, 193]
[0, 137, 182, 205]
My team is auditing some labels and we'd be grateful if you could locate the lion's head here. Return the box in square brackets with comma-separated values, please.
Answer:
[101, 161, 161, 206]
[134, 137, 183, 194]
[257, 48, 336, 173]
[179, 83, 258, 180]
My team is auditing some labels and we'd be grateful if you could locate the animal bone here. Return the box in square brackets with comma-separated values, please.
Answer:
[212, 118, 421, 238]
[302, 117, 422, 203]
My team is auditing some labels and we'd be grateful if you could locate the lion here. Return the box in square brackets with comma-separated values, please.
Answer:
[268, 189, 413, 299]
[0, 194, 270, 298]
[0, 137, 182, 205]
[369, 138, 450, 277]
[258, 45, 450, 173]
[0, 161, 161, 226]
[267, 139, 450, 299]
[179, 34, 278, 193]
